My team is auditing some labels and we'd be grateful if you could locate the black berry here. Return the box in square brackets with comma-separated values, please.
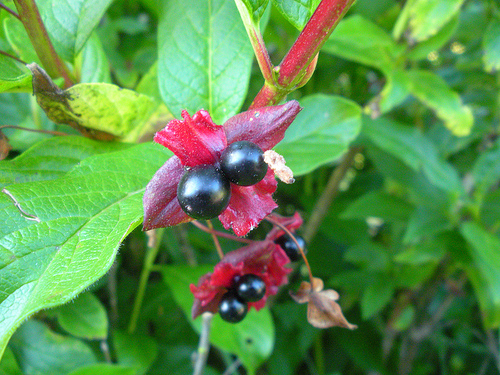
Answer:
[218, 291, 248, 323]
[177, 165, 231, 220]
[235, 274, 266, 302]
[275, 234, 306, 262]
[220, 141, 268, 186]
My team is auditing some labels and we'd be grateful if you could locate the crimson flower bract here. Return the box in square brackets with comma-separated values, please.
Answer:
[143, 101, 301, 236]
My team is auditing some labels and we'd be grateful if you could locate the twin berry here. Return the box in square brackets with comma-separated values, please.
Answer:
[219, 274, 267, 323]
[177, 141, 268, 220]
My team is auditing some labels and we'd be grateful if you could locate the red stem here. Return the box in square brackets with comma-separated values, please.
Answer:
[278, 0, 355, 87]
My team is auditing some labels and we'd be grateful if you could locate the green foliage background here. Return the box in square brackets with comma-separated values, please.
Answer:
[1, 0, 500, 374]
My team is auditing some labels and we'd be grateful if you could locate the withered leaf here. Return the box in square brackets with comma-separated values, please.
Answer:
[290, 277, 357, 330]
[0, 130, 11, 160]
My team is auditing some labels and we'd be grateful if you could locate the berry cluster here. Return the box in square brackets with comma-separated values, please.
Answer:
[219, 274, 266, 323]
[275, 234, 306, 262]
[177, 141, 268, 220]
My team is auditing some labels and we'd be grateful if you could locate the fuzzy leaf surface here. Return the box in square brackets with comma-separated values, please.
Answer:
[0, 142, 169, 357]
[158, 0, 253, 124]
[274, 94, 361, 176]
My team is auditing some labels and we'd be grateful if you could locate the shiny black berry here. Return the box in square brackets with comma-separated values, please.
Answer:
[218, 291, 248, 323]
[275, 234, 306, 262]
[220, 141, 268, 186]
[177, 165, 231, 220]
[235, 274, 266, 302]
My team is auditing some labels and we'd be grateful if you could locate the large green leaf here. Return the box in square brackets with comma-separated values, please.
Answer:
[9, 320, 96, 375]
[271, 0, 319, 30]
[360, 272, 395, 319]
[460, 222, 500, 328]
[76, 33, 111, 84]
[238, 0, 269, 22]
[160, 265, 275, 375]
[158, 0, 253, 124]
[0, 347, 22, 375]
[53, 292, 108, 340]
[274, 94, 361, 176]
[0, 136, 129, 189]
[403, 205, 452, 244]
[36, 0, 114, 61]
[30, 68, 157, 142]
[114, 331, 158, 375]
[362, 116, 463, 195]
[483, 14, 500, 73]
[0, 141, 170, 357]
[404, 0, 465, 42]
[366, 69, 411, 116]
[406, 70, 473, 136]
[3, 17, 40, 66]
[323, 15, 403, 73]
[0, 55, 32, 93]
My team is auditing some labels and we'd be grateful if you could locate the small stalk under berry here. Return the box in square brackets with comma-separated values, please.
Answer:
[266, 215, 314, 285]
[206, 220, 224, 260]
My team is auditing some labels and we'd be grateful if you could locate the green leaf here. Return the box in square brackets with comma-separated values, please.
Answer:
[323, 15, 403, 73]
[160, 265, 275, 375]
[472, 139, 500, 202]
[158, 0, 253, 124]
[344, 241, 390, 271]
[367, 69, 411, 116]
[395, 236, 447, 265]
[362, 116, 463, 195]
[0, 347, 22, 375]
[3, 18, 40, 65]
[54, 292, 108, 340]
[77, 33, 111, 83]
[9, 320, 96, 375]
[0, 55, 32, 93]
[0, 142, 170, 357]
[406, 0, 465, 42]
[67, 364, 136, 375]
[403, 205, 452, 245]
[406, 70, 473, 136]
[361, 273, 395, 319]
[481, 190, 500, 229]
[341, 189, 413, 223]
[238, 0, 269, 22]
[30, 69, 157, 142]
[271, 0, 319, 30]
[0, 136, 129, 189]
[407, 14, 459, 61]
[36, 0, 114, 61]
[483, 15, 500, 73]
[460, 222, 500, 328]
[114, 331, 158, 375]
[274, 94, 362, 176]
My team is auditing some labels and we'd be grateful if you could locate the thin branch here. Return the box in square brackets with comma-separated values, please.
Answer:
[191, 220, 253, 244]
[0, 50, 25, 64]
[0, 2, 20, 19]
[222, 358, 242, 375]
[193, 312, 213, 375]
[206, 220, 224, 259]
[0, 125, 69, 136]
[128, 228, 165, 334]
[266, 215, 314, 285]
[303, 147, 358, 243]
[12, 0, 74, 88]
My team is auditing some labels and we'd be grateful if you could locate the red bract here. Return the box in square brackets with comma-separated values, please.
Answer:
[189, 212, 304, 319]
[143, 101, 302, 236]
[190, 241, 291, 319]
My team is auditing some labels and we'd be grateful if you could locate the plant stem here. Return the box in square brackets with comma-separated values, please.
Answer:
[12, 0, 74, 88]
[303, 147, 358, 243]
[0, 50, 26, 64]
[251, 0, 355, 107]
[0, 2, 20, 19]
[193, 312, 213, 375]
[128, 228, 165, 334]
[0, 125, 69, 136]
[206, 220, 224, 259]
[191, 220, 253, 244]
[278, 0, 355, 87]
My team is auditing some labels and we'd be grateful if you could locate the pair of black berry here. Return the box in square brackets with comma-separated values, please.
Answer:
[275, 234, 306, 262]
[177, 141, 268, 220]
[218, 274, 266, 323]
